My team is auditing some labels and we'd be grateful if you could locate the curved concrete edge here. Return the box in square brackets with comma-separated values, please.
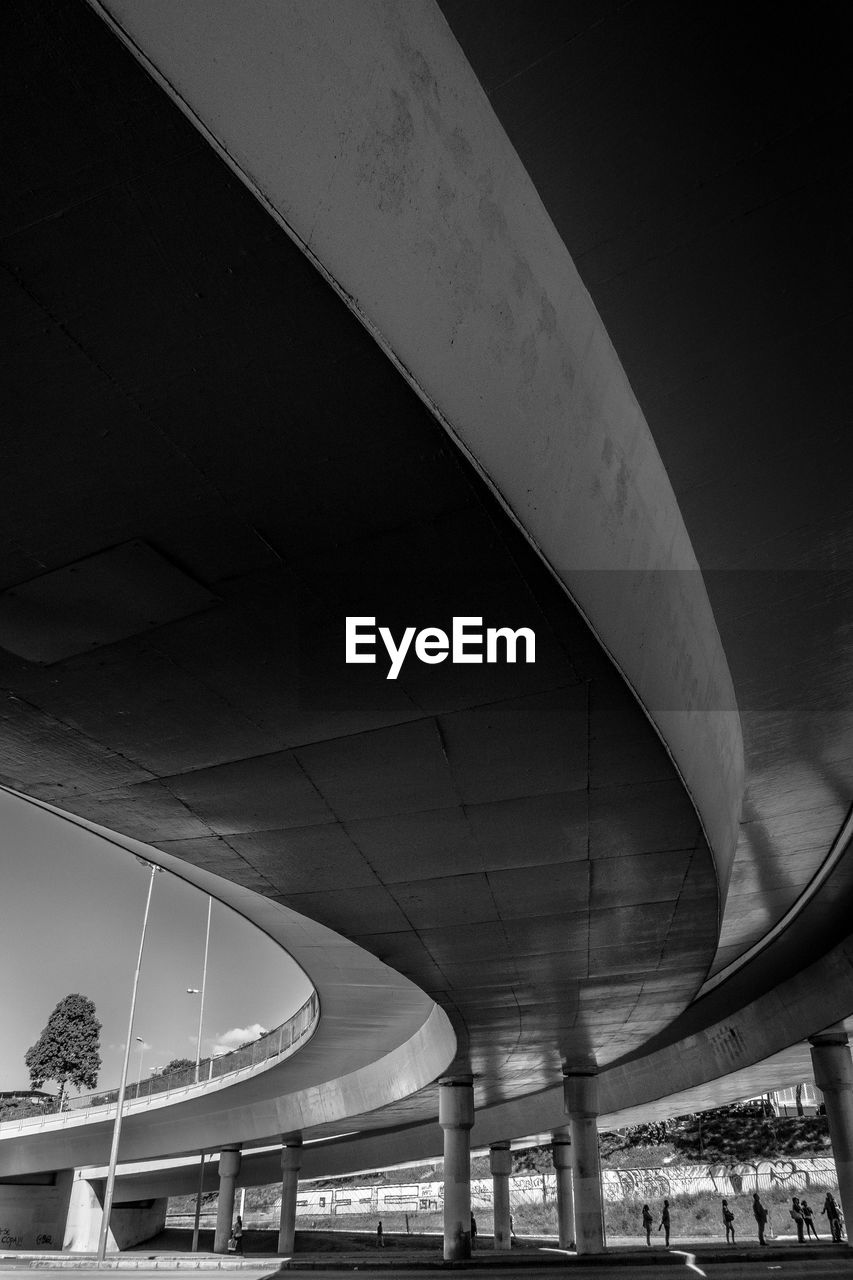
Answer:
[86, 0, 743, 895]
[0, 789, 456, 1174]
[336, 931, 853, 1172]
[97, 932, 853, 1199]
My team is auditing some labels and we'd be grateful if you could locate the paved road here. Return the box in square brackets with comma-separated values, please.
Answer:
[3, 1265, 850, 1280]
[3, 1262, 853, 1280]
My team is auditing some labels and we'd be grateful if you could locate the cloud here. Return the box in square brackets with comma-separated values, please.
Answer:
[210, 1024, 267, 1057]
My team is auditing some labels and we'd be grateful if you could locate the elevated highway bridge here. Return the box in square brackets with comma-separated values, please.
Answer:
[1, 0, 851, 1259]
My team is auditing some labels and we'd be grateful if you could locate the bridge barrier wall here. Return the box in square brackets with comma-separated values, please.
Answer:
[2, 993, 318, 1133]
[0, 1170, 73, 1250]
[0, 1170, 167, 1252]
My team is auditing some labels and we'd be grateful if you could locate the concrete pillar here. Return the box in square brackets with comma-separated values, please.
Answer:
[278, 1141, 303, 1255]
[810, 1029, 853, 1235]
[439, 1078, 474, 1261]
[62, 1175, 167, 1253]
[564, 1074, 604, 1255]
[214, 1148, 241, 1254]
[489, 1141, 511, 1250]
[552, 1131, 575, 1250]
[63, 1174, 103, 1252]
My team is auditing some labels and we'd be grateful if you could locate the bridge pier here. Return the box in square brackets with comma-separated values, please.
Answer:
[63, 1172, 166, 1252]
[810, 1029, 853, 1236]
[489, 1141, 511, 1250]
[278, 1140, 302, 1255]
[214, 1147, 241, 1254]
[564, 1074, 604, 1254]
[552, 1129, 575, 1250]
[439, 1078, 474, 1261]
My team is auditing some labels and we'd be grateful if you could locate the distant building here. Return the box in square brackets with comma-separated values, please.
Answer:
[771, 1083, 824, 1117]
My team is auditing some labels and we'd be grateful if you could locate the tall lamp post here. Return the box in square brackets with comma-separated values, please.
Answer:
[188, 895, 213, 1083]
[187, 896, 213, 1252]
[96, 859, 162, 1264]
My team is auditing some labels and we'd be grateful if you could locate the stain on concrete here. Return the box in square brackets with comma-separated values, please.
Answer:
[519, 332, 538, 384]
[356, 88, 415, 215]
[478, 193, 507, 241]
[615, 459, 629, 518]
[445, 125, 474, 174]
[537, 294, 557, 338]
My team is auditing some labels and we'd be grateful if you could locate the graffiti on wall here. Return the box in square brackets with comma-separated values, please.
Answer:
[291, 1159, 839, 1217]
[600, 1157, 838, 1202]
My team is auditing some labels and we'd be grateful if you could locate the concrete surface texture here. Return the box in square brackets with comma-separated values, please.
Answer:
[0, 0, 851, 1234]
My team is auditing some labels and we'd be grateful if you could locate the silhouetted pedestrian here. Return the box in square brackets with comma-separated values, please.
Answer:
[641, 1203, 653, 1245]
[722, 1198, 735, 1243]
[377, 1220, 384, 1247]
[752, 1192, 768, 1246]
[790, 1197, 805, 1242]
[822, 1193, 842, 1242]
[658, 1199, 670, 1246]
[470, 1212, 477, 1249]
[801, 1199, 819, 1240]
[233, 1214, 244, 1255]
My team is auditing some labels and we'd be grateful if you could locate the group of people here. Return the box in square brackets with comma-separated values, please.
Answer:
[641, 1190, 844, 1247]
[640, 1199, 670, 1246]
[788, 1192, 844, 1243]
[229, 1190, 844, 1255]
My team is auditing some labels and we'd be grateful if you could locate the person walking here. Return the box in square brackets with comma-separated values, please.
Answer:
[641, 1203, 653, 1245]
[658, 1198, 671, 1246]
[790, 1196, 805, 1242]
[470, 1212, 477, 1249]
[721, 1198, 735, 1244]
[233, 1214, 244, 1255]
[377, 1220, 384, 1247]
[801, 1199, 819, 1240]
[752, 1192, 768, 1246]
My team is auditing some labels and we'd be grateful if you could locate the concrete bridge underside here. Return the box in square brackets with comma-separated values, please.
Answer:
[1, 0, 852, 1255]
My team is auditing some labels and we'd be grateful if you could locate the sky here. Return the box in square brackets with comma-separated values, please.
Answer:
[0, 789, 312, 1095]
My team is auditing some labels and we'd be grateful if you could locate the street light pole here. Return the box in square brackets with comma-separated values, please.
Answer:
[189, 896, 212, 1253]
[195, 897, 212, 1083]
[191, 1152, 209, 1253]
[96, 860, 161, 1265]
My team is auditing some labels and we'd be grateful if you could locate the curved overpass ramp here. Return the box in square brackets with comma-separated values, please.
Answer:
[0, 0, 851, 1244]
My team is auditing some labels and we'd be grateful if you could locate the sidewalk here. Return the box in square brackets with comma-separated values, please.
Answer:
[5, 1233, 850, 1270]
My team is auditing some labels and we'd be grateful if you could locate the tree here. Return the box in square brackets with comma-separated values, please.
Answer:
[160, 1057, 195, 1077]
[25, 994, 101, 1109]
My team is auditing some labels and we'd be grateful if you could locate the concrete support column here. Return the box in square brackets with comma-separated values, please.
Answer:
[278, 1141, 303, 1255]
[439, 1078, 474, 1261]
[489, 1142, 512, 1251]
[810, 1029, 853, 1235]
[564, 1075, 604, 1255]
[214, 1148, 241, 1254]
[552, 1131, 575, 1250]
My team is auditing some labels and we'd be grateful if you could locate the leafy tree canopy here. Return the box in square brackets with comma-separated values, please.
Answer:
[25, 993, 101, 1108]
[160, 1057, 196, 1077]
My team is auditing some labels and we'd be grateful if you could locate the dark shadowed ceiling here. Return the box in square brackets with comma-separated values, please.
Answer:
[1, 0, 721, 1109]
[0, 0, 851, 1144]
